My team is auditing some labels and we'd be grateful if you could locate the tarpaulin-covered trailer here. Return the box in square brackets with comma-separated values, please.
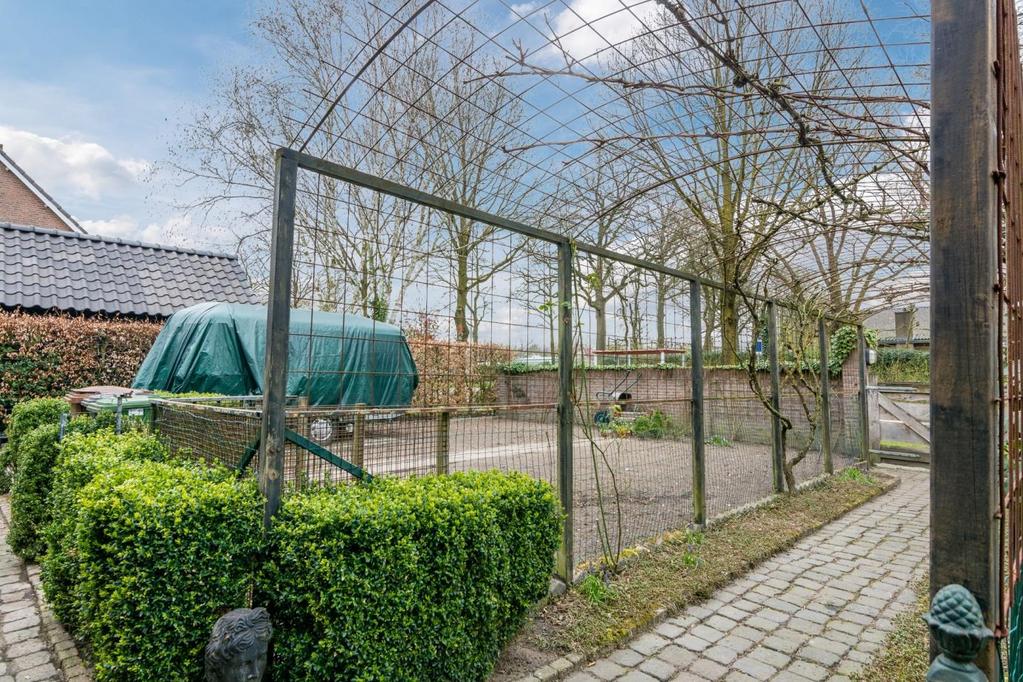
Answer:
[132, 302, 418, 407]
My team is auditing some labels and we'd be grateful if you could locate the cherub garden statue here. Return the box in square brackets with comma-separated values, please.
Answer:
[205, 607, 273, 682]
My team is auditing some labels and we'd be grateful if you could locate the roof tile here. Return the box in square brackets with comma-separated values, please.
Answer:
[0, 222, 258, 318]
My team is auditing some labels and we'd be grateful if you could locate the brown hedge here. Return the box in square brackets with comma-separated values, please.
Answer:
[0, 311, 162, 426]
[407, 334, 513, 407]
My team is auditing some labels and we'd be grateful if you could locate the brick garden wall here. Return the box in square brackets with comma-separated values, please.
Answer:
[495, 361, 863, 456]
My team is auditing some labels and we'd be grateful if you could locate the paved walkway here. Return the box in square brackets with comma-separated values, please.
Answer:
[565, 465, 929, 682]
[0, 500, 87, 682]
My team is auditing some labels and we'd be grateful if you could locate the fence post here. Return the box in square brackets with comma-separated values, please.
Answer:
[689, 281, 706, 526]
[352, 403, 367, 470]
[856, 325, 872, 465]
[818, 318, 833, 475]
[767, 301, 785, 493]
[295, 395, 309, 490]
[259, 148, 298, 529]
[930, 0, 1001, 671]
[435, 409, 451, 474]
[556, 240, 575, 581]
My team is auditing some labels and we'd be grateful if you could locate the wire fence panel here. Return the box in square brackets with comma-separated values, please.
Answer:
[568, 262, 694, 568]
[152, 155, 872, 581]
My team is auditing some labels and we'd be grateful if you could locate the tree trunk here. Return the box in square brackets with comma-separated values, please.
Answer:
[720, 289, 739, 364]
[595, 302, 607, 365]
[454, 241, 470, 342]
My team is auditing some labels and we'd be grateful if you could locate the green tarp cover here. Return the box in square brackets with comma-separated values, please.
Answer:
[133, 302, 418, 407]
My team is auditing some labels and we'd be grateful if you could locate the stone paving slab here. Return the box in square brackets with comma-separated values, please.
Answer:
[0, 499, 91, 681]
[533, 465, 929, 682]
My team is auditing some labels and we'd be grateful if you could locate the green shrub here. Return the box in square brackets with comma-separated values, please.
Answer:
[259, 471, 560, 681]
[875, 348, 929, 383]
[632, 410, 678, 439]
[9, 424, 61, 560]
[0, 397, 69, 492]
[73, 460, 261, 681]
[9, 415, 118, 560]
[40, 429, 168, 628]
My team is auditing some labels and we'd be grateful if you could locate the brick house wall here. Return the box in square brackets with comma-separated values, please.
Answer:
[0, 153, 75, 231]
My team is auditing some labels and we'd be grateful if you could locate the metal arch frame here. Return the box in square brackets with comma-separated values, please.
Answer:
[259, 146, 873, 580]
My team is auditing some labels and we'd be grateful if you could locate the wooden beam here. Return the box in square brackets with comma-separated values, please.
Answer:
[818, 318, 833, 475]
[767, 302, 784, 493]
[259, 149, 298, 529]
[930, 0, 1000, 673]
[690, 281, 706, 525]
[556, 241, 575, 581]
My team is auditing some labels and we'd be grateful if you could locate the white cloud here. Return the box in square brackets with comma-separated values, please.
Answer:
[545, 0, 657, 63]
[82, 212, 228, 251]
[510, 2, 539, 16]
[0, 125, 149, 201]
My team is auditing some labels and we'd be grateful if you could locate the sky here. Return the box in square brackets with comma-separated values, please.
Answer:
[0, 1, 258, 251]
[0, 0, 633, 255]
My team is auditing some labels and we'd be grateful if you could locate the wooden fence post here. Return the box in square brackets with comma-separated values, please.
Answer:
[767, 301, 784, 493]
[436, 410, 451, 474]
[930, 0, 1001, 672]
[259, 148, 298, 529]
[556, 240, 575, 581]
[857, 326, 872, 465]
[690, 281, 707, 526]
[352, 403, 367, 470]
[295, 396, 309, 490]
[818, 318, 833, 475]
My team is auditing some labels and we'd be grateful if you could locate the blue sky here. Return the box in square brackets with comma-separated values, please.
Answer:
[0, 1, 258, 250]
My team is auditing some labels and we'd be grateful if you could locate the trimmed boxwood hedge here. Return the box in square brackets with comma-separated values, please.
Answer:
[258, 471, 561, 681]
[9, 414, 120, 560]
[41, 429, 169, 628]
[0, 397, 69, 492]
[73, 460, 262, 681]
[33, 423, 560, 681]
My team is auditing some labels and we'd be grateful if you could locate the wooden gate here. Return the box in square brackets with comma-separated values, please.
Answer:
[867, 384, 929, 464]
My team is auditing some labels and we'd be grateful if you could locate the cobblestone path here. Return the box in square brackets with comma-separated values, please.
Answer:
[563, 465, 929, 682]
[0, 499, 88, 681]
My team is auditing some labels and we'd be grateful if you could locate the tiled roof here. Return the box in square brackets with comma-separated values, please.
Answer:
[0, 222, 258, 318]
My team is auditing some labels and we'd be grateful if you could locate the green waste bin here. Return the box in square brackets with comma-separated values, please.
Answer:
[83, 393, 155, 427]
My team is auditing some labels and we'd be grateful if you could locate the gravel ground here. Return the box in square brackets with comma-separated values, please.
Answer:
[298, 415, 856, 569]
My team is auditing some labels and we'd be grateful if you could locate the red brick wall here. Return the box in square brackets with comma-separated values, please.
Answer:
[0, 164, 73, 231]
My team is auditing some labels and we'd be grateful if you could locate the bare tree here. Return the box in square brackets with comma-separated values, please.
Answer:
[392, 25, 532, 342]
[567, 155, 643, 357]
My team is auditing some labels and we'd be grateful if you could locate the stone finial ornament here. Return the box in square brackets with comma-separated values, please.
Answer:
[205, 607, 273, 682]
[923, 585, 993, 681]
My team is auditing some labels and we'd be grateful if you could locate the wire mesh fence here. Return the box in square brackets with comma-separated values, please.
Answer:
[152, 156, 873, 579]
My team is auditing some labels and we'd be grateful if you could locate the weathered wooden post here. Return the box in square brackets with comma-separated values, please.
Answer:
[818, 318, 833, 475]
[294, 395, 309, 490]
[689, 281, 707, 526]
[556, 240, 575, 581]
[856, 325, 872, 465]
[767, 301, 784, 493]
[930, 0, 1000, 673]
[260, 148, 298, 529]
[352, 403, 367, 470]
[435, 409, 451, 475]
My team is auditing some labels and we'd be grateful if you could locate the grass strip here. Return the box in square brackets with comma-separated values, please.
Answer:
[506, 468, 895, 668]
[853, 575, 929, 681]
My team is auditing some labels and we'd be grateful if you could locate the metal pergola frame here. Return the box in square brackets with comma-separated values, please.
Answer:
[258, 145, 871, 580]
